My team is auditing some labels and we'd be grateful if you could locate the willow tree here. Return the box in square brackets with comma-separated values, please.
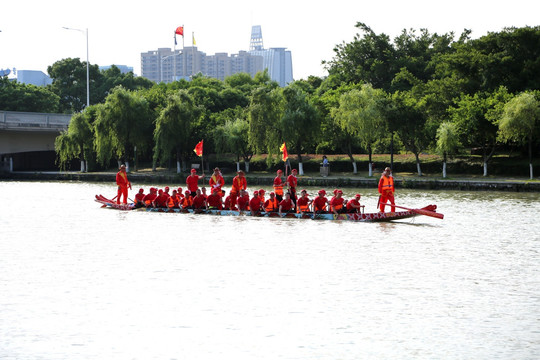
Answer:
[55, 106, 97, 172]
[435, 121, 461, 178]
[247, 85, 284, 167]
[94, 86, 152, 171]
[332, 84, 386, 175]
[153, 90, 202, 173]
[281, 85, 320, 175]
[214, 111, 252, 172]
[499, 92, 540, 179]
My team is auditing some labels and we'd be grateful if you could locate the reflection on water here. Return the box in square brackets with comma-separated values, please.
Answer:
[0, 181, 539, 360]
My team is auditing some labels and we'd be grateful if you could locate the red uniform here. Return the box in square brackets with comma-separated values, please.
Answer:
[206, 193, 223, 209]
[313, 196, 328, 213]
[237, 194, 250, 211]
[186, 174, 203, 194]
[224, 195, 236, 210]
[330, 197, 345, 213]
[209, 174, 225, 196]
[346, 198, 361, 212]
[273, 176, 284, 201]
[143, 191, 157, 206]
[279, 198, 294, 212]
[115, 169, 131, 204]
[378, 175, 395, 212]
[154, 193, 168, 208]
[230, 175, 247, 208]
[296, 196, 311, 213]
[249, 196, 262, 212]
[192, 194, 206, 209]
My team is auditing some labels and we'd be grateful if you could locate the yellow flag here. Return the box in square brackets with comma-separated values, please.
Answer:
[192, 33, 196, 46]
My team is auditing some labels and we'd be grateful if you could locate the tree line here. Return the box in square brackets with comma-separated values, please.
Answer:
[1, 24, 539, 178]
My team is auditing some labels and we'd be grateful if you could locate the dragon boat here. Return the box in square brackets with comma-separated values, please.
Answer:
[95, 194, 443, 222]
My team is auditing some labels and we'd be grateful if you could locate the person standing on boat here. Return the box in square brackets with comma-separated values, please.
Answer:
[378, 167, 396, 212]
[273, 169, 285, 202]
[186, 168, 205, 197]
[230, 170, 247, 209]
[209, 167, 225, 196]
[115, 164, 131, 204]
[287, 168, 298, 210]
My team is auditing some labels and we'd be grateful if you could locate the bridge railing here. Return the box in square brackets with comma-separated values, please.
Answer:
[0, 111, 71, 131]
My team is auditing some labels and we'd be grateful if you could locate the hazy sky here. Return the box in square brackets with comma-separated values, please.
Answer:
[1, 0, 539, 80]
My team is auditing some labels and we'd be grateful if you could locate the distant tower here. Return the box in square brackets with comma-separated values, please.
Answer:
[250, 25, 264, 51]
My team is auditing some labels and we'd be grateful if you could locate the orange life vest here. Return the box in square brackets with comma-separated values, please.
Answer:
[264, 198, 278, 212]
[381, 176, 394, 194]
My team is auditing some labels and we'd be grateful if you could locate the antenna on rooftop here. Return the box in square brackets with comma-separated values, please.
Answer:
[249, 25, 264, 51]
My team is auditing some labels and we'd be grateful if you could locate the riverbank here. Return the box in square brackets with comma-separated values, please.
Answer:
[2, 170, 539, 192]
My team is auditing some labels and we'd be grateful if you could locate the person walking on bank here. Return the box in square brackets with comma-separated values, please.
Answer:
[116, 164, 131, 204]
[378, 167, 396, 212]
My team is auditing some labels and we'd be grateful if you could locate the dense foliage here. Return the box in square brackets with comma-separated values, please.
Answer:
[3, 25, 540, 177]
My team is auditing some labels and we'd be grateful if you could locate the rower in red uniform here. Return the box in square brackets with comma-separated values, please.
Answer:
[143, 188, 157, 207]
[273, 170, 285, 202]
[153, 189, 169, 208]
[264, 192, 278, 212]
[237, 189, 250, 211]
[249, 190, 263, 216]
[134, 188, 145, 208]
[278, 192, 294, 216]
[330, 189, 345, 214]
[206, 188, 223, 210]
[287, 169, 298, 210]
[115, 164, 131, 204]
[378, 167, 395, 212]
[191, 188, 207, 210]
[313, 190, 329, 213]
[296, 189, 312, 214]
[209, 167, 225, 196]
[346, 194, 364, 213]
[186, 168, 205, 197]
[182, 190, 193, 209]
[167, 189, 182, 209]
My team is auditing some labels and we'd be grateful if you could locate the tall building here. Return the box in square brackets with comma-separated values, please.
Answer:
[248, 26, 293, 87]
[140, 25, 292, 86]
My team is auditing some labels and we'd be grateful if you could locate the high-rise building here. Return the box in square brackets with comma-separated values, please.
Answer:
[140, 25, 292, 86]
[248, 26, 293, 87]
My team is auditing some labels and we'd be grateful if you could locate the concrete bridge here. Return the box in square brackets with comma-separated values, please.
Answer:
[0, 111, 71, 172]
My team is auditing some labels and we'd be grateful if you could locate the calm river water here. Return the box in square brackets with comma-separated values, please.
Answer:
[0, 180, 539, 360]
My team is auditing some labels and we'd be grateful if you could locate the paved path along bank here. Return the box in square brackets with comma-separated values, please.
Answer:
[2, 171, 539, 192]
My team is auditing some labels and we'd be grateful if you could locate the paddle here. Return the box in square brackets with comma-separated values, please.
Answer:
[379, 202, 444, 219]
[101, 195, 117, 207]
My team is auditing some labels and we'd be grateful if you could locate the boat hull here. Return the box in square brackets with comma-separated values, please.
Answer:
[95, 194, 424, 222]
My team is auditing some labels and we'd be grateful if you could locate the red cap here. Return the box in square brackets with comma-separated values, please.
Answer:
[139, 188, 144, 193]
[258, 189, 265, 194]
[253, 190, 259, 195]
[292, 169, 297, 173]
[277, 169, 283, 173]
[333, 189, 339, 195]
[270, 192, 275, 196]
[191, 169, 197, 173]
[355, 194, 361, 198]
[318, 189, 326, 195]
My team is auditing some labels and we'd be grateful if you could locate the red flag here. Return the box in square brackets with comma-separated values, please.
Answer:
[175, 26, 184, 36]
[194, 140, 203, 157]
[280, 142, 288, 162]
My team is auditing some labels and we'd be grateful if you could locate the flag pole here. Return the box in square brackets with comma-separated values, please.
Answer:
[173, 30, 176, 82]
[192, 31, 195, 77]
[182, 24, 185, 80]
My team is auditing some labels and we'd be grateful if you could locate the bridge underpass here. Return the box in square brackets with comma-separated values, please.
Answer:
[0, 111, 71, 172]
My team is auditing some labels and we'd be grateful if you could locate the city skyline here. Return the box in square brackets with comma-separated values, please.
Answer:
[1, 0, 539, 81]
